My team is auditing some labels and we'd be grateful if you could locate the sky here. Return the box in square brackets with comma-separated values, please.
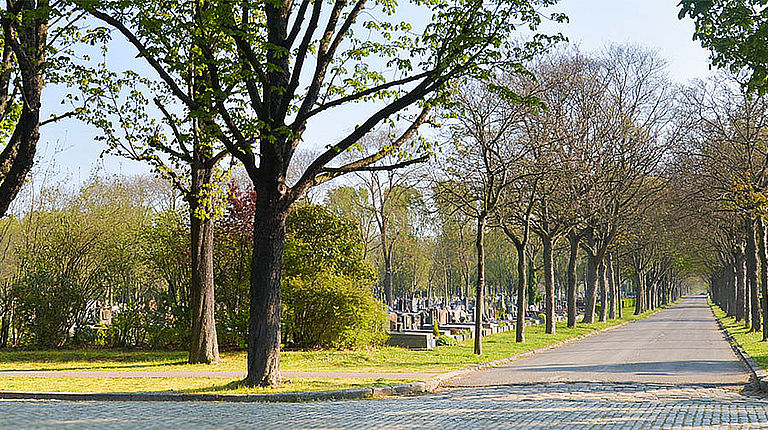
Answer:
[36, 0, 714, 185]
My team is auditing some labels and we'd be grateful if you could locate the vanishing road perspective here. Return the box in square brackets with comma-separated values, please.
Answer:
[3, 295, 768, 429]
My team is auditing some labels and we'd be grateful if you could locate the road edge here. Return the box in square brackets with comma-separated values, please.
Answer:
[709, 300, 768, 392]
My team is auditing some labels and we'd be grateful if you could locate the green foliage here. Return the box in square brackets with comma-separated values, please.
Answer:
[436, 334, 458, 346]
[282, 204, 385, 349]
[11, 269, 85, 348]
[3, 176, 190, 349]
[284, 204, 376, 283]
[680, 0, 768, 94]
[283, 272, 387, 349]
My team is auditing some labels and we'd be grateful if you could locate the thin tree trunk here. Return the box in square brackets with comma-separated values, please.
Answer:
[566, 231, 579, 328]
[474, 215, 486, 355]
[583, 253, 598, 323]
[747, 218, 761, 332]
[245, 187, 288, 387]
[735, 248, 747, 322]
[635, 271, 644, 315]
[542, 235, 555, 335]
[615, 256, 623, 318]
[515, 241, 527, 343]
[598, 260, 607, 322]
[607, 254, 616, 320]
[759, 218, 768, 341]
[382, 222, 394, 308]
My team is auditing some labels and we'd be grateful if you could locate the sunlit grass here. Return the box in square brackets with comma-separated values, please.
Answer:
[711, 300, 768, 370]
[0, 377, 409, 394]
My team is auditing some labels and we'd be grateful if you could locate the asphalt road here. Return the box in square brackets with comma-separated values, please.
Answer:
[448, 294, 749, 387]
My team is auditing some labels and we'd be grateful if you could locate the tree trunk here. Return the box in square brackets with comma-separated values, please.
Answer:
[474, 215, 486, 355]
[598, 260, 607, 322]
[515, 240, 527, 343]
[735, 248, 747, 322]
[583, 253, 598, 323]
[383, 252, 393, 309]
[566, 231, 579, 328]
[635, 272, 645, 315]
[382, 225, 394, 308]
[0, 4, 46, 219]
[747, 218, 761, 333]
[188, 166, 220, 364]
[542, 235, 555, 335]
[607, 254, 616, 320]
[759, 219, 768, 341]
[245, 187, 289, 387]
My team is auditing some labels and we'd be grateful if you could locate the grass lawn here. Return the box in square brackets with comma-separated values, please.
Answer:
[710, 300, 768, 370]
[0, 377, 409, 394]
[0, 299, 664, 394]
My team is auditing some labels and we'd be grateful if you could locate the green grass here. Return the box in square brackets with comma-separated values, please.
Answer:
[0, 377, 410, 394]
[710, 300, 768, 370]
[0, 299, 665, 394]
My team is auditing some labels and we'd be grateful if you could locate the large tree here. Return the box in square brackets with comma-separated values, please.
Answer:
[81, 0, 565, 385]
[0, 1, 96, 217]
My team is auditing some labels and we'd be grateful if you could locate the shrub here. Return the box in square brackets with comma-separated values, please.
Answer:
[436, 334, 458, 346]
[282, 272, 386, 349]
[11, 270, 87, 347]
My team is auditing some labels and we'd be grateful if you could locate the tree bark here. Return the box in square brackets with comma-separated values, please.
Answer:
[747, 218, 761, 333]
[607, 254, 616, 319]
[0, 3, 47, 218]
[381, 220, 394, 308]
[474, 215, 486, 355]
[735, 247, 747, 322]
[583, 253, 598, 323]
[515, 240, 527, 343]
[759, 218, 768, 341]
[566, 231, 579, 328]
[598, 260, 607, 322]
[542, 235, 556, 334]
[188, 164, 220, 364]
[635, 271, 645, 315]
[245, 183, 289, 387]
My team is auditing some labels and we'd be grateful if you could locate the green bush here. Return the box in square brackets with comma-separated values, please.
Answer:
[282, 272, 386, 349]
[11, 270, 87, 347]
[436, 334, 458, 346]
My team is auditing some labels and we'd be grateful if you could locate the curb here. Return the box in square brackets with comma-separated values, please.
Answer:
[709, 304, 768, 392]
[0, 387, 375, 403]
[0, 308, 661, 403]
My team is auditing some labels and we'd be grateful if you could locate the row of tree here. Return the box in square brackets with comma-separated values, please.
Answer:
[0, 0, 757, 389]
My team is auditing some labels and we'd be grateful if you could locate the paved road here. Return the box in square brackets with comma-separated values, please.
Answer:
[2, 384, 768, 429]
[449, 295, 749, 387]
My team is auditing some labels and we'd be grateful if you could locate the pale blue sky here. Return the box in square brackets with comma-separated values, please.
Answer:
[38, 0, 712, 184]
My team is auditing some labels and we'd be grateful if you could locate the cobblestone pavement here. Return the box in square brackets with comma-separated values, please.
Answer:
[3, 383, 768, 429]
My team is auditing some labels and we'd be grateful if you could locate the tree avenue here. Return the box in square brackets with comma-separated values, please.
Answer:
[2, 0, 761, 394]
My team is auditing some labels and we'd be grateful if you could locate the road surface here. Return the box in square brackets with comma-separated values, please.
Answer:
[448, 294, 749, 387]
